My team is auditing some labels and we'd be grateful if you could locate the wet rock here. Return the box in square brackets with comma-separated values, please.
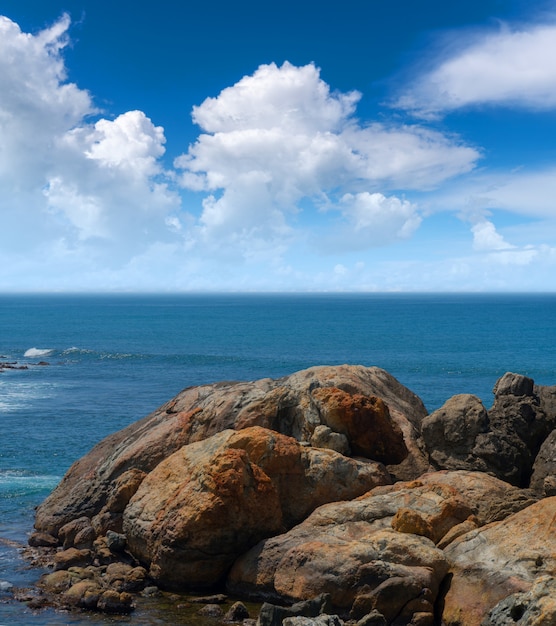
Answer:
[225, 600, 250, 622]
[96, 589, 134, 613]
[28, 531, 58, 548]
[198, 603, 224, 617]
[61, 579, 102, 609]
[257, 594, 333, 626]
[283, 616, 343, 626]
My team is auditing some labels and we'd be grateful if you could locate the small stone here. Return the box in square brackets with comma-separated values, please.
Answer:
[97, 589, 134, 614]
[198, 603, 224, 617]
[106, 530, 126, 552]
[53, 548, 93, 571]
[28, 532, 59, 548]
[225, 600, 250, 622]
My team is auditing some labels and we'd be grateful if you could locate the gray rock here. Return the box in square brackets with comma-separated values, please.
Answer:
[283, 616, 343, 626]
[530, 429, 556, 494]
[493, 373, 534, 397]
[480, 576, 556, 626]
[310, 425, 351, 456]
[257, 594, 333, 626]
[105, 530, 126, 552]
[422, 373, 556, 487]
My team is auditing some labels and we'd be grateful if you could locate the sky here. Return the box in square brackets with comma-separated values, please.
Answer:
[1, 0, 556, 292]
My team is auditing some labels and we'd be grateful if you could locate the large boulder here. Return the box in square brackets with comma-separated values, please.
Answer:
[228, 474, 485, 623]
[441, 496, 556, 626]
[421, 373, 556, 487]
[530, 429, 556, 495]
[35, 365, 428, 536]
[122, 426, 391, 589]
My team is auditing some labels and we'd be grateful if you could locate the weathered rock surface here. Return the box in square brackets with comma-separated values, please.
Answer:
[422, 373, 556, 487]
[35, 365, 428, 537]
[27, 366, 556, 623]
[228, 474, 480, 622]
[530, 429, 556, 495]
[122, 426, 390, 588]
[481, 576, 556, 626]
[441, 496, 556, 626]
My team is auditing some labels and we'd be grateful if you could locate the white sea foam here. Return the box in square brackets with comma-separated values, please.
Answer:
[0, 471, 61, 493]
[0, 580, 14, 591]
[23, 348, 54, 358]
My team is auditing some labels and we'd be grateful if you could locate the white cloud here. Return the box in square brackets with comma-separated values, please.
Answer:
[176, 62, 479, 260]
[316, 192, 421, 252]
[395, 22, 556, 117]
[471, 220, 514, 251]
[0, 15, 181, 265]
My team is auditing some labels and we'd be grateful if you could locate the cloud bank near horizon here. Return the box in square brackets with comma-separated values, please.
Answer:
[0, 13, 555, 291]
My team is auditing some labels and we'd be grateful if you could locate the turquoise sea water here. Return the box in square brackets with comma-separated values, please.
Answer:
[1, 293, 555, 624]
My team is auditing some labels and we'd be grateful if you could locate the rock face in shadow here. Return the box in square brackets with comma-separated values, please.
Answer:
[421, 373, 556, 487]
[28, 366, 556, 625]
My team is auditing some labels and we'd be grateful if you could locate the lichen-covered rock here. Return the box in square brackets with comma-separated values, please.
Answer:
[35, 365, 428, 536]
[123, 426, 391, 589]
[417, 470, 539, 525]
[441, 497, 556, 626]
[228, 477, 463, 622]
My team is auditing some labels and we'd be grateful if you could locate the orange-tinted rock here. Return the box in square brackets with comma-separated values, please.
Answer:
[441, 496, 556, 626]
[123, 426, 390, 589]
[35, 365, 428, 537]
[228, 475, 475, 620]
[310, 388, 407, 463]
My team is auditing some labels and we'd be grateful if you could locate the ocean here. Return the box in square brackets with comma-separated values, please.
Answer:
[1, 293, 555, 624]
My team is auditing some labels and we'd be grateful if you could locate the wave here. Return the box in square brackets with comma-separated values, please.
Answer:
[0, 470, 61, 494]
[23, 347, 54, 358]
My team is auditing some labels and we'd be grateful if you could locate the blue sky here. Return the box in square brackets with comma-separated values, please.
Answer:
[1, 0, 556, 291]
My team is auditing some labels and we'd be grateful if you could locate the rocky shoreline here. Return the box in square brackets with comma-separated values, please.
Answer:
[18, 365, 556, 625]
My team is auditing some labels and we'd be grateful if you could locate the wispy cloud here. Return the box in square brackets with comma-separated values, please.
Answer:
[395, 21, 556, 118]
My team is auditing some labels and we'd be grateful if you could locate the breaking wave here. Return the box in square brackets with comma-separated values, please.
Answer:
[23, 348, 54, 358]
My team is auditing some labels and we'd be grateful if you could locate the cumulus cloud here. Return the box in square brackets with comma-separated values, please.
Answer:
[471, 220, 514, 251]
[316, 192, 421, 252]
[175, 61, 479, 258]
[395, 22, 556, 117]
[0, 14, 180, 265]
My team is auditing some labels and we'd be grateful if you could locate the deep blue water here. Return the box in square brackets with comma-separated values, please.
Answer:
[1, 293, 555, 624]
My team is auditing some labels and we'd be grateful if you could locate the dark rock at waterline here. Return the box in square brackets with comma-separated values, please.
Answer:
[27, 366, 556, 624]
